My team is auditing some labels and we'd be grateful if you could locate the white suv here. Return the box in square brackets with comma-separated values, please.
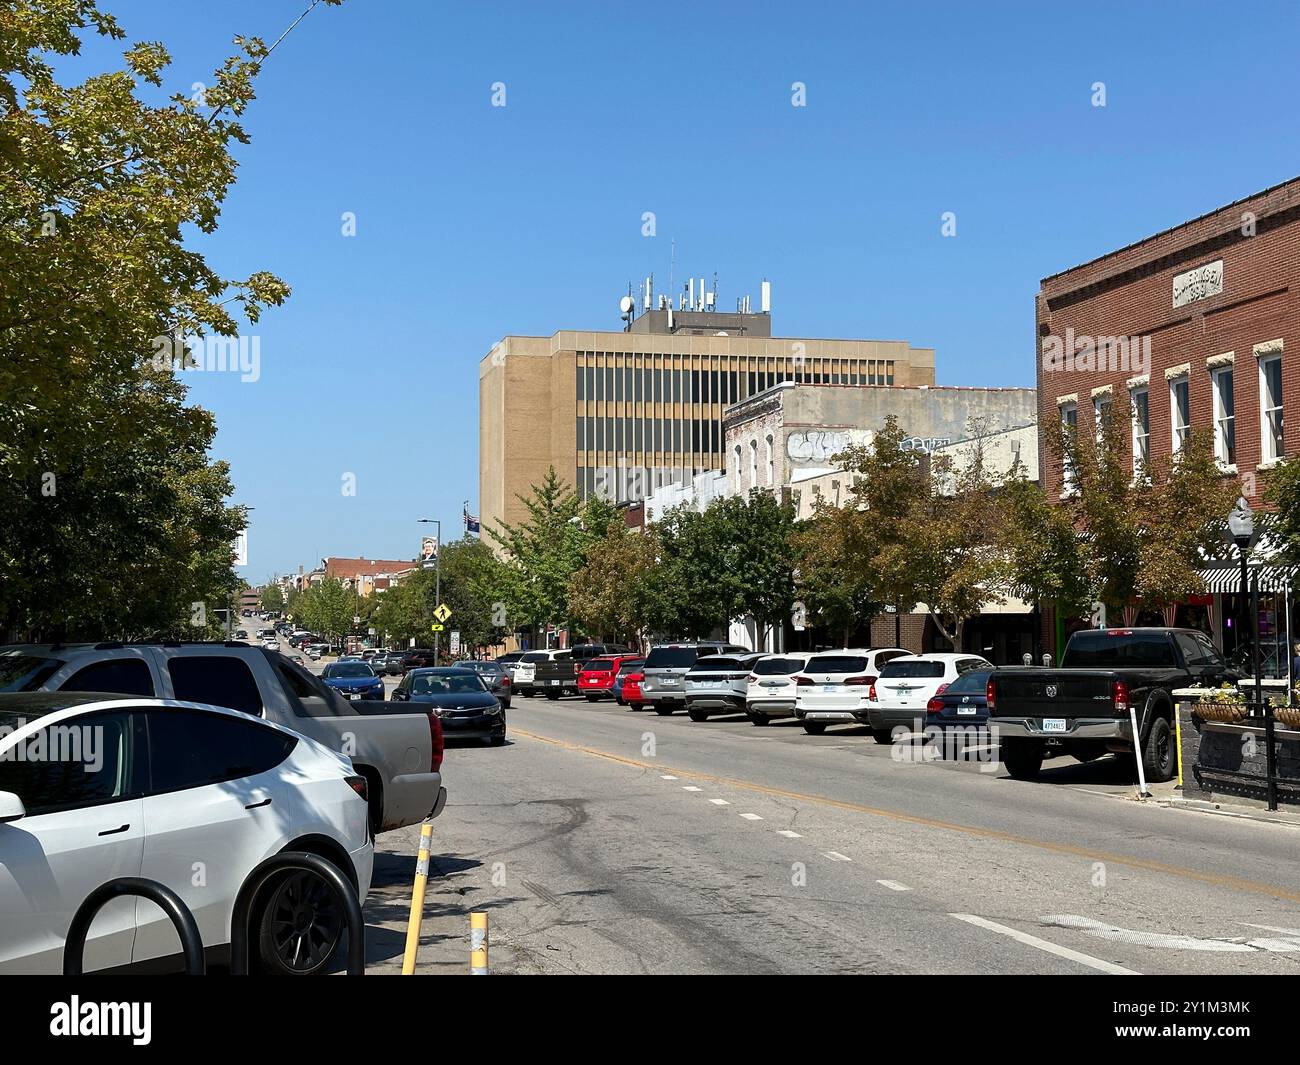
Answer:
[793, 648, 911, 735]
[866, 652, 994, 744]
[744, 652, 812, 725]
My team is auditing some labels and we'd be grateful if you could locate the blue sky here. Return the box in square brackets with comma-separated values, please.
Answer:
[68, 0, 1300, 582]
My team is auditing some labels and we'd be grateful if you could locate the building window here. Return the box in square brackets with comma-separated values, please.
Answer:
[1093, 393, 1112, 446]
[734, 444, 743, 492]
[1211, 366, 1235, 466]
[1131, 387, 1150, 471]
[1169, 375, 1190, 454]
[766, 433, 775, 485]
[1060, 401, 1078, 492]
[1260, 353, 1284, 463]
[749, 439, 758, 490]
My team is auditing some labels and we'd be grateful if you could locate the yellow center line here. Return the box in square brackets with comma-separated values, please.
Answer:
[509, 725, 1300, 906]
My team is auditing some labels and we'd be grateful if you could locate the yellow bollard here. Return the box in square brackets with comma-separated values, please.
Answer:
[1173, 701, 1185, 789]
[401, 820, 434, 975]
[470, 911, 488, 975]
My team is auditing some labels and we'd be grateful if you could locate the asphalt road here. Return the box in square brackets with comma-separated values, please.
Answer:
[244, 630, 1300, 975]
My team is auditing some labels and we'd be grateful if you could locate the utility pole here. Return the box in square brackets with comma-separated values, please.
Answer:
[419, 517, 442, 662]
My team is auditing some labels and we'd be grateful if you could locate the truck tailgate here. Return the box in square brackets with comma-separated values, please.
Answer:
[990, 670, 1119, 719]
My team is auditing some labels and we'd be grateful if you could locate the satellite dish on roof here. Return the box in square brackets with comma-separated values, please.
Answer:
[619, 295, 636, 316]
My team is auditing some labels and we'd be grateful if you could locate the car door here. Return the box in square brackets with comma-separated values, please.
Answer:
[0, 709, 143, 974]
[132, 707, 301, 964]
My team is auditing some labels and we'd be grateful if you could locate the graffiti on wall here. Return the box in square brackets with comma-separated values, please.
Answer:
[786, 428, 951, 464]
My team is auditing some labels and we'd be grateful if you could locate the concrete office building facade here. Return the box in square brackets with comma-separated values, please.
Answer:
[479, 299, 935, 535]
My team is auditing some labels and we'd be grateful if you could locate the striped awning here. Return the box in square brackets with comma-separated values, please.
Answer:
[1199, 564, 1296, 595]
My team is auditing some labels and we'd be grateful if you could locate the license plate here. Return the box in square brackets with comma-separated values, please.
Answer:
[1042, 718, 1067, 733]
[957, 707, 976, 715]
[346, 693, 359, 700]
[821, 684, 837, 693]
[549, 680, 560, 686]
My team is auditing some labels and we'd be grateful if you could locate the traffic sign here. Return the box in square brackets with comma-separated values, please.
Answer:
[450, 630, 461, 655]
[430, 623, 445, 633]
[433, 603, 452, 624]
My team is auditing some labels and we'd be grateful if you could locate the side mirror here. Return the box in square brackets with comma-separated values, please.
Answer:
[0, 791, 26, 824]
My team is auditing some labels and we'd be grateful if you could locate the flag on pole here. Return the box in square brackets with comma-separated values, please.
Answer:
[464, 505, 480, 536]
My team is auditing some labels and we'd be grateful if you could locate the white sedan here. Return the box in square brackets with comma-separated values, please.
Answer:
[0, 692, 372, 975]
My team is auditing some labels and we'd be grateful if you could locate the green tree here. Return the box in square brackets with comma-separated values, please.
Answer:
[568, 520, 659, 644]
[0, 0, 341, 639]
[296, 578, 354, 648]
[260, 583, 285, 614]
[437, 537, 510, 652]
[791, 493, 882, 645]
[711, 492, 797, 648]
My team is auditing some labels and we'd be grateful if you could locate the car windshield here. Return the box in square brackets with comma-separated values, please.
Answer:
[806, 655, 869, 674]
[520, 652, 552, 663]
[690, 657, 740, 672]
[752, 657, 807, 676]
[0, 654, 63, 693]
[880, 660, 946, 678]
[945, 670, 993, 693]
[324, 663, 374, 678]
[1063, 632, 1177, 668]
[645, 647, 705, 668]
[411, 673, 486, 695]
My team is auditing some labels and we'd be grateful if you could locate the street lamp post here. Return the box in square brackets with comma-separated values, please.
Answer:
[1228, 496, 1278, 810]
[418, 518, 441, 662]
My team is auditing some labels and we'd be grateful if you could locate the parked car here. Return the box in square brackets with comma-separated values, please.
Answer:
[402, 648, 439, 673]
[866, 652, 994, 743]
[0, 692, 373, 975]
[511, 649, 565, 698]
[495, 652, 524, 677]
[391, 667, 506, 746]
[744, 652, 813, 725]
[531, 644, 634, 699]
[459, 660, 512, 707]
[793, 647, 912, 735]
[925, 667, 997, 731]
[578, 654, 643, 701]
[320, 661, 385, 701]
[617, 664, 645, 710]
[986, 627, 1237, 782]
[683, 652, 766, 721]
[0, 643, 446, 835]
[641, 642, 750, 716]
[381, 651, 408, 676]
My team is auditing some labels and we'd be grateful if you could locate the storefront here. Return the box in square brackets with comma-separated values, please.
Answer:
[1200, 564, 1296, 687]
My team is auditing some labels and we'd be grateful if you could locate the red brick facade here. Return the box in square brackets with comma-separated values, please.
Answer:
[1036, 177, 1300, 506]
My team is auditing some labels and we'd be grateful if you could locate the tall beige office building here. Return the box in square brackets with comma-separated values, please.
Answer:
[479, 280, 935, 535]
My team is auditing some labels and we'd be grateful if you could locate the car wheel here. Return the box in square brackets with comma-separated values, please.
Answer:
[870, 728, 893, 745]
[1002, 737, 1044, 780]
[501, 699, 511, 709]
[654, 705, 675, 716]
[687, 708, 708, 722]
[256, 869, 344, 976]
[1142, 715, 1175, 783]
[489, 733, 506, 747]
[585, 694, 599, 702]
[802, 722, 826, 735]
[545, 690, 560, 701]
[630, 703, 644, 712]
[748, 713, 770, 726]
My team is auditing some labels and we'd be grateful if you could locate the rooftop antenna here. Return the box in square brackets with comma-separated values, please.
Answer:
[669, 238, 676, 300]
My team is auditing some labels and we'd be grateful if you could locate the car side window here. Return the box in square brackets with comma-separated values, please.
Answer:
[167, 655, 264, 717]
[0, 710, 135, 815]
[143, 709, 296, 795]
[61, 657, 155, 697]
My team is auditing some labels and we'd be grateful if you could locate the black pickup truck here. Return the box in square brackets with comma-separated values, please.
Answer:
[532, 643, 632, 700]
[987, 627, 1239, 782]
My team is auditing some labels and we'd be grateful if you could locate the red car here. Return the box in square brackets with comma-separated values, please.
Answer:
[578, 654, 643, 702]
[619, 665, 646, 711]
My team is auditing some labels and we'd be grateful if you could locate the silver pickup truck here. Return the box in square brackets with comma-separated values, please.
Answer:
[0, 642, 446, 834]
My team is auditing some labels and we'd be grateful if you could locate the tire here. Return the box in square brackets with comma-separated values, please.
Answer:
[630, 703, 644, 712]
[256, 868, 344, 976]
[654, 705, 675, 716]
[871, 728, 893, 745]
[1070, 741, 1106, 763]
[1141, 714, 1176, 783]
[545, 690, 560, 701]
[585, 694, 599, 702]
[802, 722, 826, 735]
[489, 733, 506, 747]
[1002, 737, 1044, 780]
[687, 708, 708, 722]
[501, 699, 511, 709]
[748, 713, 771, 726]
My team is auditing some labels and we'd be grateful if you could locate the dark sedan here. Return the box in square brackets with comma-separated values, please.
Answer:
[391, 667, 505, 746]
[459, 660, 512, 707]
[924, 668, 995, 729]
[320, 661, 386, 701]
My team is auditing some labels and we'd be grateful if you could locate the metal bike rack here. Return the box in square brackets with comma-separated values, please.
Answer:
[229, 851, 365, 975]
[64, 877, 204, 975]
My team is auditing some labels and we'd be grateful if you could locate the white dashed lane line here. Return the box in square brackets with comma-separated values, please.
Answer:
[709, 798, 730, 806]
[950, 914, 1140, 975]
[823, 851, 853, 862]
[739, 813, 763, 821]
[777, 830, 802, 838]
[877, 880, 911, 892]
[682, 786, 702, 792]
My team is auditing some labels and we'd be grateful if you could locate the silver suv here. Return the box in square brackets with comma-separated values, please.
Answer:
[642, 642, 750, 716]
[683, 652, 766, 722]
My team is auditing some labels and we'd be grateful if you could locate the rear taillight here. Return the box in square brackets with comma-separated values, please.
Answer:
[796, 676, 814, 686]
[345, 774, 368, 800]
[844, 674, 876, 687]
[868, 683, 878, 701]
[428, 712, 444, 773]
[934, 683, 949, 696]
[926, 697, 944, 714]
[501, 676, 510, 686]
[985, 677, 996, 710]
[1113, 679, 1129, 713]
[628, 673, 643, 683]
[747, 674, 758, 682]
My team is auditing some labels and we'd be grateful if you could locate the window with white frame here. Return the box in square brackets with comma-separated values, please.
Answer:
[1211, 366, 1235, 466]
[1093, 393, 1112, 446]
[1260, 354, 1284, 462]
[1059, 401, 1078, 491]
[1131, 387, 1150, 471]
[1169, 375, 1190, 453]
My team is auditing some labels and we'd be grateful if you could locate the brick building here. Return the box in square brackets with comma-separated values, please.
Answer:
[1036, 175, 1300, 676]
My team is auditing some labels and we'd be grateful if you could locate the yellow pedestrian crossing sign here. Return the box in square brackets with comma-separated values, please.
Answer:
[433, 603, 452, 624]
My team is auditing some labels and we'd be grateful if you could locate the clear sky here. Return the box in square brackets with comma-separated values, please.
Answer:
[67, 0, 1300, 583]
